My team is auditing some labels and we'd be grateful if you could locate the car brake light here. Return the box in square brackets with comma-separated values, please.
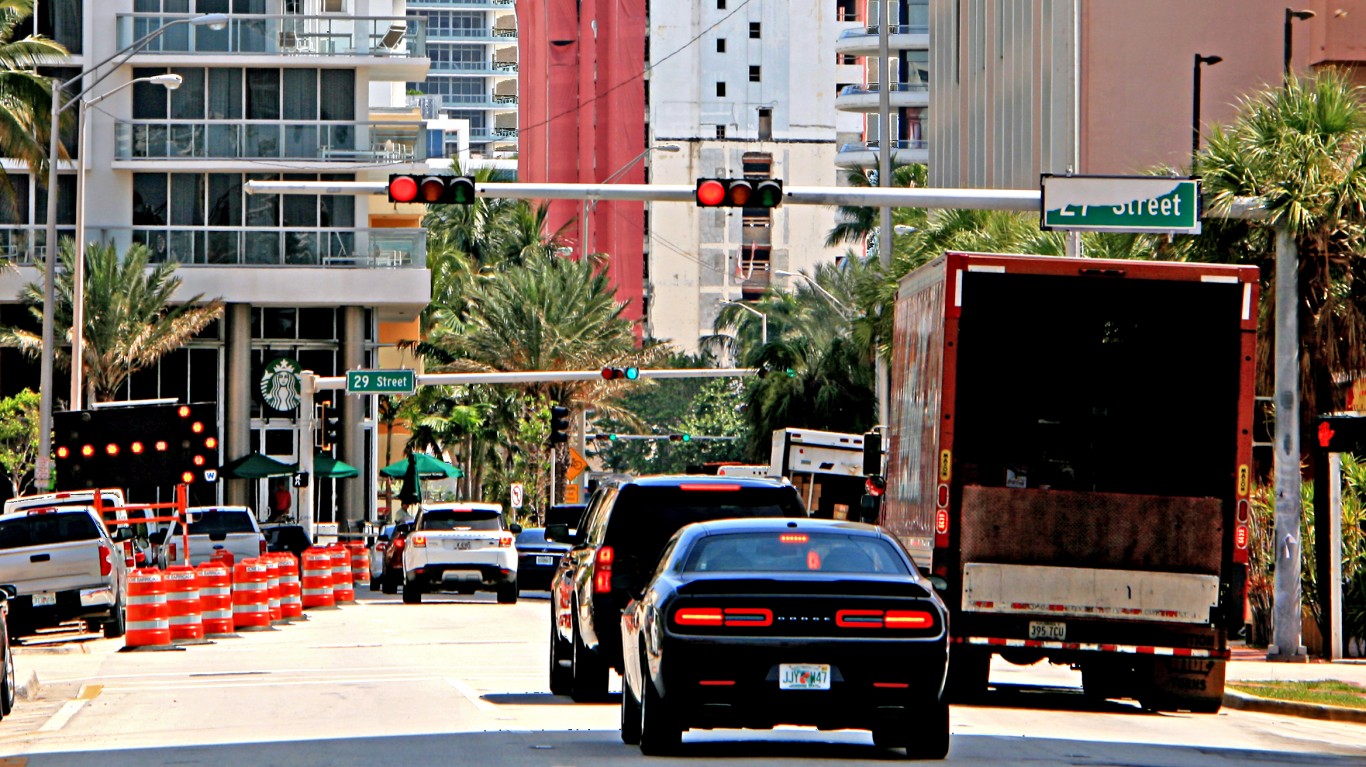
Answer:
[835, 609, 935, 629]
[412, 534, 427, 547]
[835, 609, 884, 627]
[593, 545, 614, 593]
[673, 606, 773, 627]
[498, 534, 514, 547]
[395, 538, 406, 551]
[260, 538, 267, 556]
[883, 610, 934, 628]
[678, 484, 742, 492]
[674, 607, 723, 626]
[98, 543, 113, 576]
[779, 533, 808, 543]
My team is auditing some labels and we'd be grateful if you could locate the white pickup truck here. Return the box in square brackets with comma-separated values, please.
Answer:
[0, 506, 131, 638]
[154, 506, 266, 567]
[3, 489, 153, 569]
[401, 502, 520, 604]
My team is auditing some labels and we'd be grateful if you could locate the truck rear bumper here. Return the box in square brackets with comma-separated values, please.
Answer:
[954, 635, 1229, 659]
[410, 564, 515, 590]
[962, 563, 1220, 625]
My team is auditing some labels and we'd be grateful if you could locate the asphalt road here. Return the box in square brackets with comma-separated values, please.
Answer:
[2, 590, 1364, 766]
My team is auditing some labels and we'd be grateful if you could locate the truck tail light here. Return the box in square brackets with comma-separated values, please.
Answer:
[593, 545, 614, 593]
[412, 534, 427, 548]
[672, 607, 773, 627]
[98, 543, 113, 576]
[122, 541, 136, 569]
[260, 538, 268, 556]
[168, 542, 177, 564]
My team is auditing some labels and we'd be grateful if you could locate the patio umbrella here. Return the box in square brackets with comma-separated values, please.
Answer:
[397, 454, 423, 504]
[296, 452, 360, 479]
[379, 453, 463, 479]
[220, 452, 295, 479]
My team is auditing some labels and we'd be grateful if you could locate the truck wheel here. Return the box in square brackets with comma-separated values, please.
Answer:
[496, 580, 518, 604]
[103, 598, 127, 639]
[638, 671, 682, 755]
[1138, 657, 1225, 713]
[570, 614, 609, 702]
[402, 576, 423, 604]
[945, 647, 990, 702]
[549, 614, 573, 695]
[0, 632, 14, 717]
[381, 568, 398, 595]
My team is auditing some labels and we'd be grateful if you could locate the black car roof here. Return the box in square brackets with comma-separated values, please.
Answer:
[626, 475, 792, 489]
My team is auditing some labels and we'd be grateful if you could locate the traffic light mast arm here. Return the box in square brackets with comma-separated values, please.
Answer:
[308, 368, 757, 391]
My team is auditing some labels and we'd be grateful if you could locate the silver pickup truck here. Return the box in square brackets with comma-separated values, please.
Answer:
[154, 506, 266, 567]
[0, 506, 131, 639]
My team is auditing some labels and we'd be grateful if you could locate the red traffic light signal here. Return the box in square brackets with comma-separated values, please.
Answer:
[388, 174, 477, 205]
[695, 178, 783, 208]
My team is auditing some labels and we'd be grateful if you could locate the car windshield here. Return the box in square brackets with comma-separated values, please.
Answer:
[0, 511, 101, 549]
[680, 532, 911, 575]
[186, 510, 256, 535]
[422, 510, 502, 531]
[516, 528, 547, 545]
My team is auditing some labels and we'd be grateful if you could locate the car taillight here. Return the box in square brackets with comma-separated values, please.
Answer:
[498, 534, 514, 547]
[673, 606, 774, 627]
[122, 541, 136, 568]
[395, 538, 406, 551]
[260, 538, 267, 556]
[593, 545, 614, 593]
[98, 543, 113, 576]
[412, 534, 427, 548]
[376, 542, 388, 552]
[835, 609, 935, 629]
[169, 542, 177, 563]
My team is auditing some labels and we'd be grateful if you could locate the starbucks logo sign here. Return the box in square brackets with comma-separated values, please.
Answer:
[259, 356, 302, 413]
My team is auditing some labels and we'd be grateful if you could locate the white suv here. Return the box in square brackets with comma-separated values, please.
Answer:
[401, 502, 520, 604]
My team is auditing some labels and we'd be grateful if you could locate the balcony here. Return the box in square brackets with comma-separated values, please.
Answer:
[428, 58, 518, 76]
[412, 0, 513, 6]
[835, 140, 929, 168]
[113, 120, 428, 165]
[834, 24, 929, 56]
[835, 82, 929, 112]
[84, 226, 426, 269]
[116, 13, 429, 80]
[427, 26, 517, 43]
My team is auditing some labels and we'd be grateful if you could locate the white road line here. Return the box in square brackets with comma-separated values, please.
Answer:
[446, 677, 496, 711]
[100, 675, 433, 692]
[38, 700, 87, 732]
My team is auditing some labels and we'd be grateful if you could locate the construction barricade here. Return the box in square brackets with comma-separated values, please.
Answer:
[125, 568, 173, 650]
[328, 544, 355, 604]
[264, 555, 283, 623]
[301, 548, 336, 609]
[277, 553, 303, 620]
[164, 565, 205, 643]
[348, 542, 371, 591]
[232, 558, 272, 630]
[196, 561, 235, 635]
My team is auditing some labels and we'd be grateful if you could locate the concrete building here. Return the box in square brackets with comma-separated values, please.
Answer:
[0, 1, 432, 530]
[834, 0, 930, 171]
[929, 0, 1366, 189]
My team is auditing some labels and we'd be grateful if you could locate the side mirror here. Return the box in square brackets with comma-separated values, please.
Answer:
[510, 523, 523, 534]
[149, 530, 168, 546]
[0, 584, 13, 602]
[544, 523, 569, 543]
[111, 527, 136, 542]
[926, 574, 949, 594]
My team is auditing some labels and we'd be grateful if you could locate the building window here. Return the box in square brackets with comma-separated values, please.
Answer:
[749, 22, 761, 39]
[715, 125, 726, 139]
[749, 66, 761, 82]
[757, 108, 772, 141]
[838, 53, 856, 65]
[716, 82, 726, 97]
[717, 0, 725, 8]
[716, 38, 726, 53]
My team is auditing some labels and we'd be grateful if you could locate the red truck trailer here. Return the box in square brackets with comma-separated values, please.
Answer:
[881, 252, 1258, 712]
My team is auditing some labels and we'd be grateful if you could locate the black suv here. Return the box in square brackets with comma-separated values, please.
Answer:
[546, 475, 807, 701]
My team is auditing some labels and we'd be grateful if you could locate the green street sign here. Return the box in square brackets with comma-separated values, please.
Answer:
[346, 369, 416, 395]
[1041, 175, 1201, 234]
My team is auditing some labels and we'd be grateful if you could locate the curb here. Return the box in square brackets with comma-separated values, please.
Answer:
[1222, 689, 1366, 724]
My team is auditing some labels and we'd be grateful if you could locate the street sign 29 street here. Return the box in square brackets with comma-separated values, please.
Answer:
[1041, 175, 1201, 235]
[346, 369, 416, 395]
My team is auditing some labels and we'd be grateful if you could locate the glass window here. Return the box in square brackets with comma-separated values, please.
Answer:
[245, 175, 278, 226]
[297, 309, 334, 340]
[133, 174, 167, 226]
[170, 174, 204, 226]
[749, 65, 761, 82]
[170, 68, 205, 120]
[208, 69, 242, 119]
[716, 38, 725, 53]
[716, 82, 726, 97]
[282, 70, 317, 120]
[133, 68, 170, 119]
[0, 176, 29, 225]
[207, 174, 241, 226]
[749, 22, 761, 38]
[681, 533, 911, 575]
[245, 69, 280, 120]
[319, 70, 354, 120]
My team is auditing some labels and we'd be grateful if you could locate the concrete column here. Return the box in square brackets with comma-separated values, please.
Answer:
[224, 303, 252, 507]
[341, 306, 366, 531]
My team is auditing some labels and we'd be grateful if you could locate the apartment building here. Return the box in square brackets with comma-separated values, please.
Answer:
[0, 1, 432, 531]
[834, 0, 930, 172]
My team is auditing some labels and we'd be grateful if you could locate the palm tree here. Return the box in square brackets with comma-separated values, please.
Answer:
[0, 240, 223, 404]
[0, 0, 69, 207]
[824, 164, 928, 248]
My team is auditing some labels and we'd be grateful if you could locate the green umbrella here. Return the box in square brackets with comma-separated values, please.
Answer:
[379, 453, 463, 479]
[303, 452, 360, 479]
[397, 453, 423, 504]
[220, 452, 295, 479]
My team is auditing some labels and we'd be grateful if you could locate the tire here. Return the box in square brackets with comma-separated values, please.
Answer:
[103, 598, 127, 639]
[570, 613, 609, 702]
[497, 579, 518, 604]
[620, 671, 643, 744]
[945, 647, 990, 703]
[638, 669, 682, 755]
[0, 632, 14, 718]
[549, 613, 573, 695]
[402, 576, 423, 604]
[903, 698, 951, 760]
[381, 568, 398, 595]
[368, 571, 381, 591]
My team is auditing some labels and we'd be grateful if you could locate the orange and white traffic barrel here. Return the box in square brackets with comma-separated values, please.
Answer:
[125, 568, 172, 650]
[300, 548, 336, 609]
[232, 558, 272, 630]
[348, 542, 371, 591]
[277, 553, 304, 620]
[196, 561, 234, 635]
[328, 544, 355, 604]
[164, 565, 205, 642]
[263, 555, 283, 623]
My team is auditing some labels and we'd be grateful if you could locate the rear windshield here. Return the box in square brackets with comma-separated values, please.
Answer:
[0, 511, 101, 550]
[186, 510, 256, 535]
[681, 532, 910, 575]
[422, 510, 502, 531]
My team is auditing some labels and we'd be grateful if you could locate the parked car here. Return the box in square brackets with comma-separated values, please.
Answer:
[3, 489, 152, 569]
[618, 518, 950, 757]
[260, 523, 313, 564]
[547, 475, 807, 701]
[401, 503, 520, 604]
[514, 527, 570, 592]
[0, 506, 132, 639]
[0, 585, 14, 720]
[375, 521, 414, 594]
[154, 506, 266, 568]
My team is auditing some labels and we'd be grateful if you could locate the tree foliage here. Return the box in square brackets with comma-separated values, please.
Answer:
[0, 0, 70, 207]
[0, 387, 38, 497]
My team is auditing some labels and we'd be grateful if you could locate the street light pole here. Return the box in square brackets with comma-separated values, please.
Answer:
[720, 300, 767, 346]
[1191, 53, 1223, 170]
[35, 13, 227, 490]
[774, 269, 854, 318]
[580, 143, 680, 257]
[70, 73, 183, 411]
[1284, 9, 1315, 85]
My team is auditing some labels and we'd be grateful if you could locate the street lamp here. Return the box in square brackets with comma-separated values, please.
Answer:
[774, 269, 854, 318]
[70, 73, 183, 411]
[580, 143, 680, 257]
[1191, 53, 1224, 170]
[36, 12, 228, 490]
[1284, 9, 1315, 84]
[720, 300, 768, 346]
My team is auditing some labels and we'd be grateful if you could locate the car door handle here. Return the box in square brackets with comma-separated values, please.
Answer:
[30, 553, 50, 562]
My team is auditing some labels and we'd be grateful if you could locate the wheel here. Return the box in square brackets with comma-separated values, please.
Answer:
[368, 570, 381, 591]
[620, 672, 643, 744]
[903, 698, 951, 760]
[381, 568, 398, 595]
[944, 646, 990, 703]
[0, 632, 14, 718]
[638, 669, 682, 755]
[402, 576, 423, 604]
[103, 598, 127, 639]
[496, 579, 518, 604]
[549, 612, 573, 695]
[569, 612, 609, 702]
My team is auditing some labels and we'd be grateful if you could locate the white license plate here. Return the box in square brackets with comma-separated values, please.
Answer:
[1028, 621, 1066, 640]
[450, 540, 473, 550]
[535, 555, 554, 566]
[32, 593, 56, 607]
[778, 663, 831, 690]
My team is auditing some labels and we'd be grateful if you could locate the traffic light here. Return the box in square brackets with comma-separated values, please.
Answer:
[592, 433, 617, 442]
[387, 174, 477, 205]
[317, 400, 340, 451]
[53, 402, 219, 490]
[668, 433, 692, 443]
[549, 406, 571, 445]
[601, 366, 639, 381]
[694, 178, 783, 208]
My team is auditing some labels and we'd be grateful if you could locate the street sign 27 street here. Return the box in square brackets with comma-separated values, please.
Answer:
[1041, 175, 1201, 235]
[346, 369, 416, 395]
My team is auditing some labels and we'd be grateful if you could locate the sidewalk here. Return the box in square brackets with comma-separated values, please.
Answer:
[1224, 643, 1366, 723]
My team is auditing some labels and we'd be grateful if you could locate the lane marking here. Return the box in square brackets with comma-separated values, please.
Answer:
[446, 677, 495, 711]
[77, 684, 103, 700]
[38, 701, 87, 732]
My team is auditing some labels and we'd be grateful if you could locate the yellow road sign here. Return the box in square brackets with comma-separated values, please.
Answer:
[562, 483, 581, 504]
[565, 447, 589, 482]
